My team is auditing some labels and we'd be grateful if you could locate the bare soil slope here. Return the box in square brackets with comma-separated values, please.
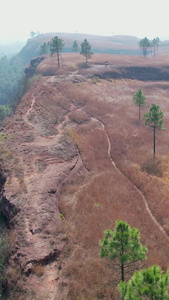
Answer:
[1, 53, 169, 299]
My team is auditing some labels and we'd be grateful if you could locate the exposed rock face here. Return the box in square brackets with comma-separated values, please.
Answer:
[0, 66, 88, 299]
[24, 56, 46, 77]
[0, 195, 19, 223]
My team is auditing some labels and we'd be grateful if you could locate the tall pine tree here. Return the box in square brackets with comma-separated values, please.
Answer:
[133, 89, 146, 120]
[49, 36, 64, 68]
[118, 265, 169, 300]
[143, 104, 164, 161]
[80, 39, 93, 63]
[100, 220, 147, 282]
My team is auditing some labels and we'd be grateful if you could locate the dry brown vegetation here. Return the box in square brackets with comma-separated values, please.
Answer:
[53, 54, 169, 299]
[3, 52, 169, 299]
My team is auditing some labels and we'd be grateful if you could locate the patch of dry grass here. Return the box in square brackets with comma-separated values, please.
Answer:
[69, 110, 90, 124]
[31, 263, 45, 277]
[141, 157, 163, 177]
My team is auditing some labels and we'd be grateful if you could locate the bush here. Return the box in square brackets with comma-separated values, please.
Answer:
[0, 105, 11, 124]
[141, 158, 163, 177]
[92, 76, 100, 84]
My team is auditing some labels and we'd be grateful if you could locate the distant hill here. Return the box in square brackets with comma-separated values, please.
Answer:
[17, 32, 142, 65]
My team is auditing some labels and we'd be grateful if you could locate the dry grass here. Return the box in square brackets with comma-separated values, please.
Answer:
[141, 157, 164, 177]
[69, 110, 90, 124]
[53, 54, 169, 299]
[36, 54, 82, 75]
[31, 263, 45, 277]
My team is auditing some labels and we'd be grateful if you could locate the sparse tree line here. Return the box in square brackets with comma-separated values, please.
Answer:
[39, 35, 161, 66]
[0, 36, 93, 124]
[0, 34, 162, 123]
[139, 37, 160, 57]
[133, 89, 164, 162]
[39, 36, 94, 66]
[100, 220, 169, 299]
[99, 90, 166, 298]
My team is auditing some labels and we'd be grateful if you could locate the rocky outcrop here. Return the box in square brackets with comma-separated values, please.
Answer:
[24, 56, 46, 77]
[0, 195, 19, 224]
[0, 69, 89, 299]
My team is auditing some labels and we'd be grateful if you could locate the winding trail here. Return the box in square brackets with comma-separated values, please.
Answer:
[96, 118, 169, 242]
[14, 73, 168, 299]
[26, 95, 35, 116]
[55, 83, 169, 242]
[25, 79, 169, 242]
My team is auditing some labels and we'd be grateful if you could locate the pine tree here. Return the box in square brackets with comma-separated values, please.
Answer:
[151, 37, 160, 56]
[100, 220, 147, 282]
[80, 39, 93, 63]
[49, 36, 64, 68]
[39, 42, 49, 55]
[143, 104, 164, 160]
[139, 37, 151, 57]
[133, 89, 146, 120]
[118, 265, 169, 299]
[72, 40, 79, 52]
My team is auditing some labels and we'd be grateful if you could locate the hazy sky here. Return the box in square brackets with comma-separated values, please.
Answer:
[1, 0, 169, 43]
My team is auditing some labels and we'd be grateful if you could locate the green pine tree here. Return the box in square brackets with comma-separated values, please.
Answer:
[133, 89, 146, 120]
[39, 42, 49, 55]
[72, 40, 79, 52]
[143, 104, 164, 160]
[139, 37, 151, 57]
[80, 39, 93, 63]
[151, 37, 160, 56]
[118, 265, 169, 300]
[49, 36, 64, 68]
[100, 220, 147, 282]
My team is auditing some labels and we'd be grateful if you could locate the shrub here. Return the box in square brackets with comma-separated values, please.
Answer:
[141, 158, 163, 177]
[92, 76, 100, 84]
[31, 263, 44, 277]
[0, 105, 11, 124]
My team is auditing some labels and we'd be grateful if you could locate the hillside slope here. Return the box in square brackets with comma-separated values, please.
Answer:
[1, 53, 169, 299]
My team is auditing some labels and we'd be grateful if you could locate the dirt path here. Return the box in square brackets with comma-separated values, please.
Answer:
[24, 95, 36, 129]
[52, 80, 169, 243]
[96, 118, 169, 242]
[26, 95, 35, 116]
[56, 88, 169, 241]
